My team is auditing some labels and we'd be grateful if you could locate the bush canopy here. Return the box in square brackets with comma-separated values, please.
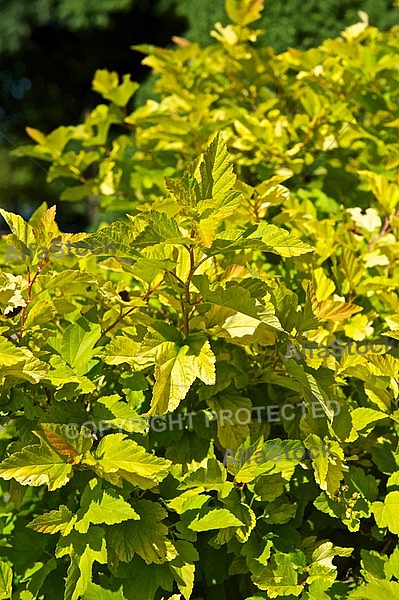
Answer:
[0, 1, 399, 598]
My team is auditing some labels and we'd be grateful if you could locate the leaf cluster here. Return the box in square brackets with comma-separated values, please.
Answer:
[0, 1, 399, 598]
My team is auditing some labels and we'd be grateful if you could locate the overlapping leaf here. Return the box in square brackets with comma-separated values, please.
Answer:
[75, 478, 139, 533]
[0, 433, 74, 491]
[56, 527, 107, 600]
[108, 499, 176, 564]
[93, 434, 171, 488]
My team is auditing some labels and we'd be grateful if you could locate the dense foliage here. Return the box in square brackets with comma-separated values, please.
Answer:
[1, 1, 399, 598]
[1, 0, 398, 221]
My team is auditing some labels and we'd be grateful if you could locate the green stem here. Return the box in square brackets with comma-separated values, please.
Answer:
[182, 245, 196, 337]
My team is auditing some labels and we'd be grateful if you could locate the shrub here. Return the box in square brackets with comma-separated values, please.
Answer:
[1, 1, 399, 598]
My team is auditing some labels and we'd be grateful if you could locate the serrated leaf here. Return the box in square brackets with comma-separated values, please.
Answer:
[170, 562, 194, 600]
[44, 355, 96, 393]
[178, 458, 233, 498]
[33, 204, 60, 248]
[41, 423, 93, 462]
[264, 499, 297, 525]
[367, 353, 399, 378]
[316, 299, 363, 322]
[39, 269, 97, 292]
[122, 557, 173, 600]
[83, 221, 140, 259]
[165, 172, 199, 209]
[249, 473, 287, 502]
[185, 336, 216, 385]
[92, 69, 139, 106]
[205, 229, 265, 256]
[82, 583, 126, 599]
[217, 495, 256, 543]
[56, 526, 107, 600]
[348, 580, 399, 599]
[108, 499, 176, 564]
[372, 491, 399, 534]
[149, 342, 197, 415]
[225, 0, 264, 26]
[305, 434, 345, 497]
[313, 267, 336, 302]
[48, 317, 101, 376]
[148, 337, 215, 416]
[184, 133, 242, 247]
[133, 212, 186, 247]
[93, 394, 147, 434]
[359, 549, 386, 581]
[192, 276, 282, 331]
[167, 490, 211, 514]
[0, 434, 73, 491]
[312, 542, 353, 570]
[0, 336, 26, 368]
[99, 335, 141, 366]
[94, 433, 171, 489]
[188, 508, 244, 531]
[248, 223, 314, 257]
[283, 361, 336, 420]
[27, 505, 76, 536]
[0, 208, 36, 265]
[0, 345, 49, 384]
[222, 313, 260, 337]
[229, 438, 305, 484]
[385, 547, 399, 580]
[170, 540, 198, 600]
[208, 393, 252, 451]
[199, 132, 236, 203]
[348, 465, 378, 502]
[248, 549, 305, 596]
[75, 478, 139, 533]
[351, 408, 388, 432]
[196, 216, 219, 248]
[24, 299, 56, 329]
[297, 283, 320, 332]
[0, 561, 12, 600]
